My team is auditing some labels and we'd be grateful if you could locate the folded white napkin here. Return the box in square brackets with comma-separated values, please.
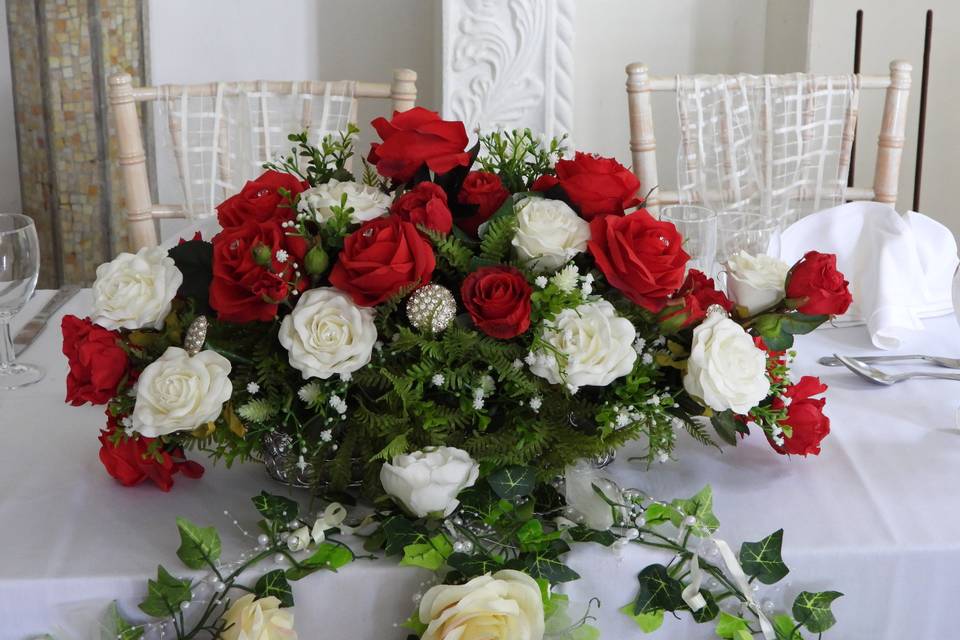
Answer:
[781, 201, 958, 349]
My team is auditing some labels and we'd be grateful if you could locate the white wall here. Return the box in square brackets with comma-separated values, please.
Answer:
[0, 0, 21, 213]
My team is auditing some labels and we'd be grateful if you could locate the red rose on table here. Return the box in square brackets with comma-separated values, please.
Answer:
[329, 216, 435, 306]
[216, 170, 306, 228]
[658, 270, 733, 330]
[457, 171, 511, 237]
[785, 251, 852, 316]
[61, 315, 128, 406]
[588, 209, 690, 312]
[209, 219, 308, 322]
[98, 414, 204, 491]
[391, 182, 453, 234]
[769, 376, 830, 456]
[547, 153, 641, 220]
[368, 107, 472, 183]
[461, 266, 532, 339]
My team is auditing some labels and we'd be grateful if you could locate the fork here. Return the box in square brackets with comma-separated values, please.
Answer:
[818, 354, 960, 368]
[833, 354, 960, 386]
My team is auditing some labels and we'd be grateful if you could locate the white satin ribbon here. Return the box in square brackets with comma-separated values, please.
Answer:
[311, 502, 347, 543]
[714, 539, 775, 640]
[681, 552, 707, 611]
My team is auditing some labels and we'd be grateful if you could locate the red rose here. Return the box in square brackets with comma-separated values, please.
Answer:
[368, 107, 472, 183]
[209, 220, 308, 322]
[457, 171, 511, 237]
[785, 251, 852, 316]
[658, 270, 733, 330]
[550, 153, 641, 220]
[588, 210, 690, 312]
[98, 412, 204, 491]
[769, 376, 830, 456]
[391, 182, 453, 234]
[216, 170, 306, 228]
[61, 315, 128, 406]
[461, 266, 532, 339]
[531, 174, 560, 192]
[329, 216, 435, 306]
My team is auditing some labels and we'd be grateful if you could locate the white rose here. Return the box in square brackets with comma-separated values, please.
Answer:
[90, 247, 183, 330]
[221, 594, 297, 640]
[683, 308, 769, 414]
[380, 447, 479, 518]
[420, 570, 545, 640]
[725, 251, 790, 315]
[511, 197, 590, 273]
[278, 287, 377, 380]
[132, 347, 233, 437]
[564, 460, 623, 531]
[529, 300, 637, 390]
[297, 179, 392, 224]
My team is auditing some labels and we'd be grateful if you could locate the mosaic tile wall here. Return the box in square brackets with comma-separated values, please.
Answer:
[8, 0, 146, 286]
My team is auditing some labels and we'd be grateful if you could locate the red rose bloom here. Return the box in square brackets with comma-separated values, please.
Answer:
[391, 182, 453, 234]
[368, 107, 472, 183]
[61, 315, 128, 406]
[658, 270, 733, 330]
[98, 413, 204, 491]
[550, 153, 641, 220]
[531, 174, 560, 192]
[329, 216, 435, 306]
[785, 251, 853, 316]
[461, 266, 532, 339]
[216, 170, 306, 228]
[769, 376, 830, 456]
[588, 210, 690, 312]
[209, 220, 308, 322]
[457, 171, 511, 237]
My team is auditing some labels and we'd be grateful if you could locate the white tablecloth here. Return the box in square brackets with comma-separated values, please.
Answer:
[3, 291, 959, 639]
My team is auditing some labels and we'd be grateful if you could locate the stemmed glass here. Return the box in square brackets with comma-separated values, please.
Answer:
[715, 211, 781, 291]
[659, 205, 718, 277]
[0, 214, 43, 389]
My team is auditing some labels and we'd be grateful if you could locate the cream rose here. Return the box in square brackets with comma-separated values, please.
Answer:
[683, 308, 769, 414]
[380, 447, 479, 518]
[131, 347, 233, 437]
[725, 251, 790, 315]
[511, 197, 590, 273]
[90, 246, 183, 330]
[297, 179, 391, 224]
[278, 287, 377, 380]
[419, 570, 545, 640]
[221, 594, 297, 640]
[529, 300, 637, 391]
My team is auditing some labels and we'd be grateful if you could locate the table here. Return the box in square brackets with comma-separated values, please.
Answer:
[3, 291, 959, 639]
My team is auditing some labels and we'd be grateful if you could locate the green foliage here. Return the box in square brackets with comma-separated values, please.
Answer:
[753, 311, 829, 351]
[619, 603, 664, 633]
[711, 410, 749, 446]
[633, 564, 685, 614]
[420, 225, 475, 274]
[138, 566, 192, 618]
[476, 128, 567, 192]
[255, 569, 295, 607]
[792, 591, 843, 633]
[285, 543, 353, 580]
[252, 491, 299, 523]
[669, 485, 720, 536]
[740, 529, 790, 584]
[174, 517, 221, 570]
[263, 124, 360, 186]
[478, 205, 518, 263]
[105, 602, 144, 640]
[715, 612, 753, 640]
[488, 466, 537, 499]
[400, 533, 453, 570]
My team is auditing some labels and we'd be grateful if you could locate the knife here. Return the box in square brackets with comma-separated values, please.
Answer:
[14, 286, 80, 356]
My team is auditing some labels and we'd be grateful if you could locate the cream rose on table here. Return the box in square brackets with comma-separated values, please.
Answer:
[90, 246, 183, 331]
[511, 196, 591, 273]
[380, 446, 479, 518]
[297, 179, 392, 224]
[278, 287, 377, 380]
[725, 250, 791, 315]
[131, 347, 233, 437]
[220, 594, 297, 640]
[684, 307, 769, 414]
[419, 570, 545, 640]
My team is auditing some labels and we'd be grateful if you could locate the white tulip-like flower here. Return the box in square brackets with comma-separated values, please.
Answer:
[278, 287, 377, 380]
[380, 447, 479, 518]
[683, 307, 770, 414]
[220, 594, 297, 640]
[419, 570, 545, 640]
[90, 246, 183, 331]
[529, 300, 637, 390]
[511, 197, 590, 273]
[131, 347, 233, 437]
[725, 251, 791, 315]
[298, 179, 392, 224]
[564, 460, 624, 531]
[287, 526, 310, 552]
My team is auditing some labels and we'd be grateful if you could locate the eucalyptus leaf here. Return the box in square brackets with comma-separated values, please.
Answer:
[792, 590, 842, 633]
[255, 569, 294, 607]
[739, 529, 789, 585]
[174, 517, 221, 570]
[138, 566, 192, 618]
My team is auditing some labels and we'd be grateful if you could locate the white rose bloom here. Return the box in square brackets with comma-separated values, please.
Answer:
[683, 308, 769, 414]
[221, 594, 297, 640]
[298, 179, 392, 224]
[420, 570, 545, 640]
[131, 347, 233, 437]
[529, 300, 637, 389]
[279, 287, 377, 380]
[511, 197, 590, 273]
[564, 460, 623, 531]
[90, 246, 183, 331]
[380, 447, 479, 518]
[725, 251, 790, 315]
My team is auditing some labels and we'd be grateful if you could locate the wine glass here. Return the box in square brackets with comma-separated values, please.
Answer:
[716, 211, 781, 290]
[0, 213, 43, 389]
[659, 205, 718, 277]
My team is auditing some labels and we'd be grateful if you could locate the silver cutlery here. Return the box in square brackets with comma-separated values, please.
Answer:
[833, 354, 960, 386]
[14, 286, 80, 356]
[819, 354, 960, 369]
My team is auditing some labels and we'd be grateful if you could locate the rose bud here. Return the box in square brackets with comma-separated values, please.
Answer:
[252, 243, 273, 267]
[304, 245, 330, 276]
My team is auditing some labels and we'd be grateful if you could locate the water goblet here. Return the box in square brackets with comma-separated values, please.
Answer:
[0, 213, 43, 390]
[716, 211, 782, 291]
[659, 205, 718, 278]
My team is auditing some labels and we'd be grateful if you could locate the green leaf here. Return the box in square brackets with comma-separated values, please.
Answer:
[174, 517, 221, 570]
[400, 533, 453, 570]
[567, 526, 618, 547]
[715, 612, 751, 639]
[773, 614, 806, 640]
[488, 466, 537, 500]
[254, 569, 294, 607]
[710, 410, 749, 446]
[401, 611, 428, 635]
[619, 603, 664, 632]
[138, 565, 192, 618]
[380, 515, 424, 556]
[285, 542, 353, 580]
[633, 564, 685, 613]
[669, 486, 720, 536]
[792, 590, 843, 633]
[780, 312, 830, 336]
[515, 551, 580, 583]
[104, 601, 144, 640]
[691, 590, 719, 623]
[642, 503, 680, 527]
[446, 552, 504, 578]
[252, 492, 299, 523]
[739, 529, 790, 585]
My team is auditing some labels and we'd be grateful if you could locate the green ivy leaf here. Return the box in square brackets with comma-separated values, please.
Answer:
[514, 550, 580, 583]
[516, 519, 563, 551]
[400, 533, 453, 571]
[715, 612, 751, 639]
[618, 603, 664, 632]
[690, 590, 719, 623]
[105, 601, 144, 640]
[138, 565, 192, 618]
[567, 526, 618, 547]
[669, 485, 720, 536]
[633, 564, 684, 614]
[488, 466, 537, 500]
[174, 517, 221, 570]
[773, 614, 806, 639]
[792, 590, 843, 633]
[285, 542, 353, 580]
[642, 503, 680, 527]
[252, 492, 299, 523]
[254, 569, 294, 607]
[740, 529, 790, 585]
[446, 552, 504, 578]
